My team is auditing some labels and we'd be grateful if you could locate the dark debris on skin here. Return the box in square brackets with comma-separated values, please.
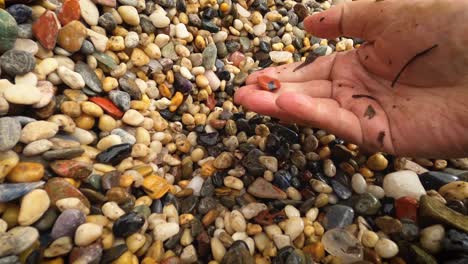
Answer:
[364, 105, 376, 119]
[378, 131, 386, 147]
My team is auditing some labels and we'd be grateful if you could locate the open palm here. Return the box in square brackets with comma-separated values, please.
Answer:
[235, 0, 468, 158]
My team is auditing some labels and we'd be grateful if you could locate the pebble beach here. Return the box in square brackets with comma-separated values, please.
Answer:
[0, 0, 467, 263]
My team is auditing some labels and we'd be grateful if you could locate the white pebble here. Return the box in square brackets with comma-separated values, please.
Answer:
[375, 238, 399, 258]
[383, 170, 426, 200]
[75, 223, 102, 246]
[352, 173, 367, 194]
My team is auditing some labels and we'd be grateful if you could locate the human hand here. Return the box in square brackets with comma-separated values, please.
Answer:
[235, 0, 468, 158]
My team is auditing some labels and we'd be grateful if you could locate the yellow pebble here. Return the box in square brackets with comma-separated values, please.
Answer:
[201, 162, 216, 178]
[81, 101, 104, 117]
[2, 203, 19, 228]
[103, 77, 118, 92]
[75, 114, 95, 130]
[135, 196, 152, 207]
[98, 114, 117, 132]
[169, 92, 184, 112]
[131, 48, 150, 67]
[41, 258, 64, 264]
[119, 174, 134, 188]
[159, 83, 172, 98]
[142, 175, 170, 199]
[219, 2, 230, 13]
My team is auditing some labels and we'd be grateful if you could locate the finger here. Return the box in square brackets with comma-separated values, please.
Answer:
[234, 89, 306, 123]
[276, 93, 363, 145]
[245, 54, 336, 84]
[304, 0, 395, 40]
[236, 80, 332, 103]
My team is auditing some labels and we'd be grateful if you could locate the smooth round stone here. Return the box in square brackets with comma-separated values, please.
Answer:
[351, 173, 367, 194]
[375, 238, 398, 258]
[0, 9, 18, 53]
[23, 139, 52, 156]
[80, 0, 99, 26]
[383, 170, 426, 200]
[51, 209, 86, 239]
[113, 212, 145, 238]
[6, 4, 31, 24]
[75, 223, 103, 246]
[419, 224, 445, 254]
[3, 84, 41, 105]
[7, 162, 44, 182]
[118, 6, 140, 26]
[80, 40, 95, 55]
[13, 38, 38, 54]
[18, 189, 50, 226]
[20, 121, 59, 143]
[153, 222, 180, 241]
[150, 12, 170, 28]
[57, 21, 87, 52]
[322, 228, 363, 264]
[284, 217, 304, 241]
[269, 51, 292, 63]
[247, 177, 287, 200]
[322, 205, 355, 230]
[0, 117, 21, 151]
[0, 49, 35, 76]
[354, 193, 381, 215]
[98, 13, 117, 32]
[439, 181, 468, 200]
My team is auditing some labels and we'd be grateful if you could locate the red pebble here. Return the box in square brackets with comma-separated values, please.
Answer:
[258, 75, 281, 91]
[32, 11, 59, 50]
[57, 0, 81, 26]
[206, 94, 216, 110]
[89, 97, 124, 119]
[395, 196, 419, 222]
[229, 51, 245, 67]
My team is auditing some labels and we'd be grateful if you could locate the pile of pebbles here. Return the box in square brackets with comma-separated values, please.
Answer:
[0, 0, 467, 263]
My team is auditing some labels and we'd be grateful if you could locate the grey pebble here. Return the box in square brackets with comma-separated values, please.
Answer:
[0, 117, 21, 151]
[111, 128, 136, 145]
[109, 90, 131, 111]
[0, 49, 36, 76]
[75, 61, 103, 93]
[42, 147, 85, 160]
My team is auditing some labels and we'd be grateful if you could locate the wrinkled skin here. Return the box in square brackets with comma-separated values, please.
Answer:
[235, 0, 468, 158]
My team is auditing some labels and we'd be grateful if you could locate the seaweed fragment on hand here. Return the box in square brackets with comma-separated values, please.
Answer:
[364, 105, 376, 119]
[391, 44, 438, 87]
[377, 131, 386, 147]
[293, 52, 319, 72]
[352, 94, 377, 101]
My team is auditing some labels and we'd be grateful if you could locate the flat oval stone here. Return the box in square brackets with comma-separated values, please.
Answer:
[8, 226, 39, 255]
[33, 208, 58, 231]
[32, 10, 59, 50]
[419, 195, 468, 233]
[247, 177, 287, 200]
[112, 212, 145, 238]
[51, 209, 86, 239]
[323, 205, 355, 230]
[0, 9, 18, 53]
[45, 177, 91, 208]
[322, 228, 363, 263]
[0, 117, 21, 151]
[330, 179, 352, 200]
[419, 171, 459, 190]
[0, 49, 35, 76]
[75, 61, 103, 93]
[6, 4, 31, 24]
[96, 143, 131, 165]
[42, 148, 85, 160]
[50, 159, 92, 179]
[0, 181, 45, 202]
[89, 97, 123, 119]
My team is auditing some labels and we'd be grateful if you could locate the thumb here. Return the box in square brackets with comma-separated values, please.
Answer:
[304, 0, 397, 40]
